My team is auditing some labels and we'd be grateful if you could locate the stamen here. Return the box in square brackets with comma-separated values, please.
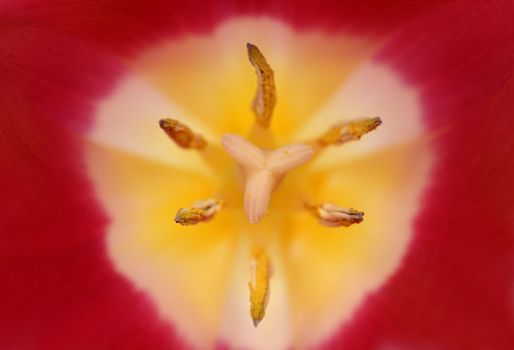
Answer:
[316, 117, 382, 147]
[248, 247, 271, 327]
[159, 118, 207, 149]
[175, 198, 221, 225]
[247, 43, 276, 128]
[307, 203, 364, 227]
[222, 134, 313, 224]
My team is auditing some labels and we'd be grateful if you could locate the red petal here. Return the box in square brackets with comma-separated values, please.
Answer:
[320, 2, 514, 349]
[0, 1, 200, 349]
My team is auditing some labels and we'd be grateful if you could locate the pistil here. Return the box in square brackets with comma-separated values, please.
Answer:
[222, 133, 313, 224]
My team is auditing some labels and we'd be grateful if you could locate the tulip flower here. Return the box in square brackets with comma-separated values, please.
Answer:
[1, 1, 513, 350]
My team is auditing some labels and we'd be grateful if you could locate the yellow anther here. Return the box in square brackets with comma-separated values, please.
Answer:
[248, 247, 271, 327]
[247, 43, 276, 128]
[175, 199, 221, 225]
[159, 118, 207, 149]
[307, 203, 364, 227]
[317, 117, 382, 147]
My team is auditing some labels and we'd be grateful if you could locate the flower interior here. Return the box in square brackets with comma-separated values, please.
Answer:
[86, 18, 431, 350]
[162, 42, 383, 327]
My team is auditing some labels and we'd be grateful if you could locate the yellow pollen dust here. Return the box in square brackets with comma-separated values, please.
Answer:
[159, 118, 207, 149]
[316, 116, 382, 147]
[249, 247, 271, 327]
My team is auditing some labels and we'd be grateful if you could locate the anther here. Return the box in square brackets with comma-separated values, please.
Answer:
[247, 43, 276, 128]
[316, 117, 382, 147]
[307, 203, 364, 227]
[249, 247, 271, 327]
[159, 118, 207, 149]
[175, 199, 221, 225]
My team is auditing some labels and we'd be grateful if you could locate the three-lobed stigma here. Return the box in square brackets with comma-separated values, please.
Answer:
[221, 133, 313, 224]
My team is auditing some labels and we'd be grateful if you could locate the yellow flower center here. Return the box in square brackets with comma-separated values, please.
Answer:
[156, 42, 383, 327]
[85, 18, 431, 350]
